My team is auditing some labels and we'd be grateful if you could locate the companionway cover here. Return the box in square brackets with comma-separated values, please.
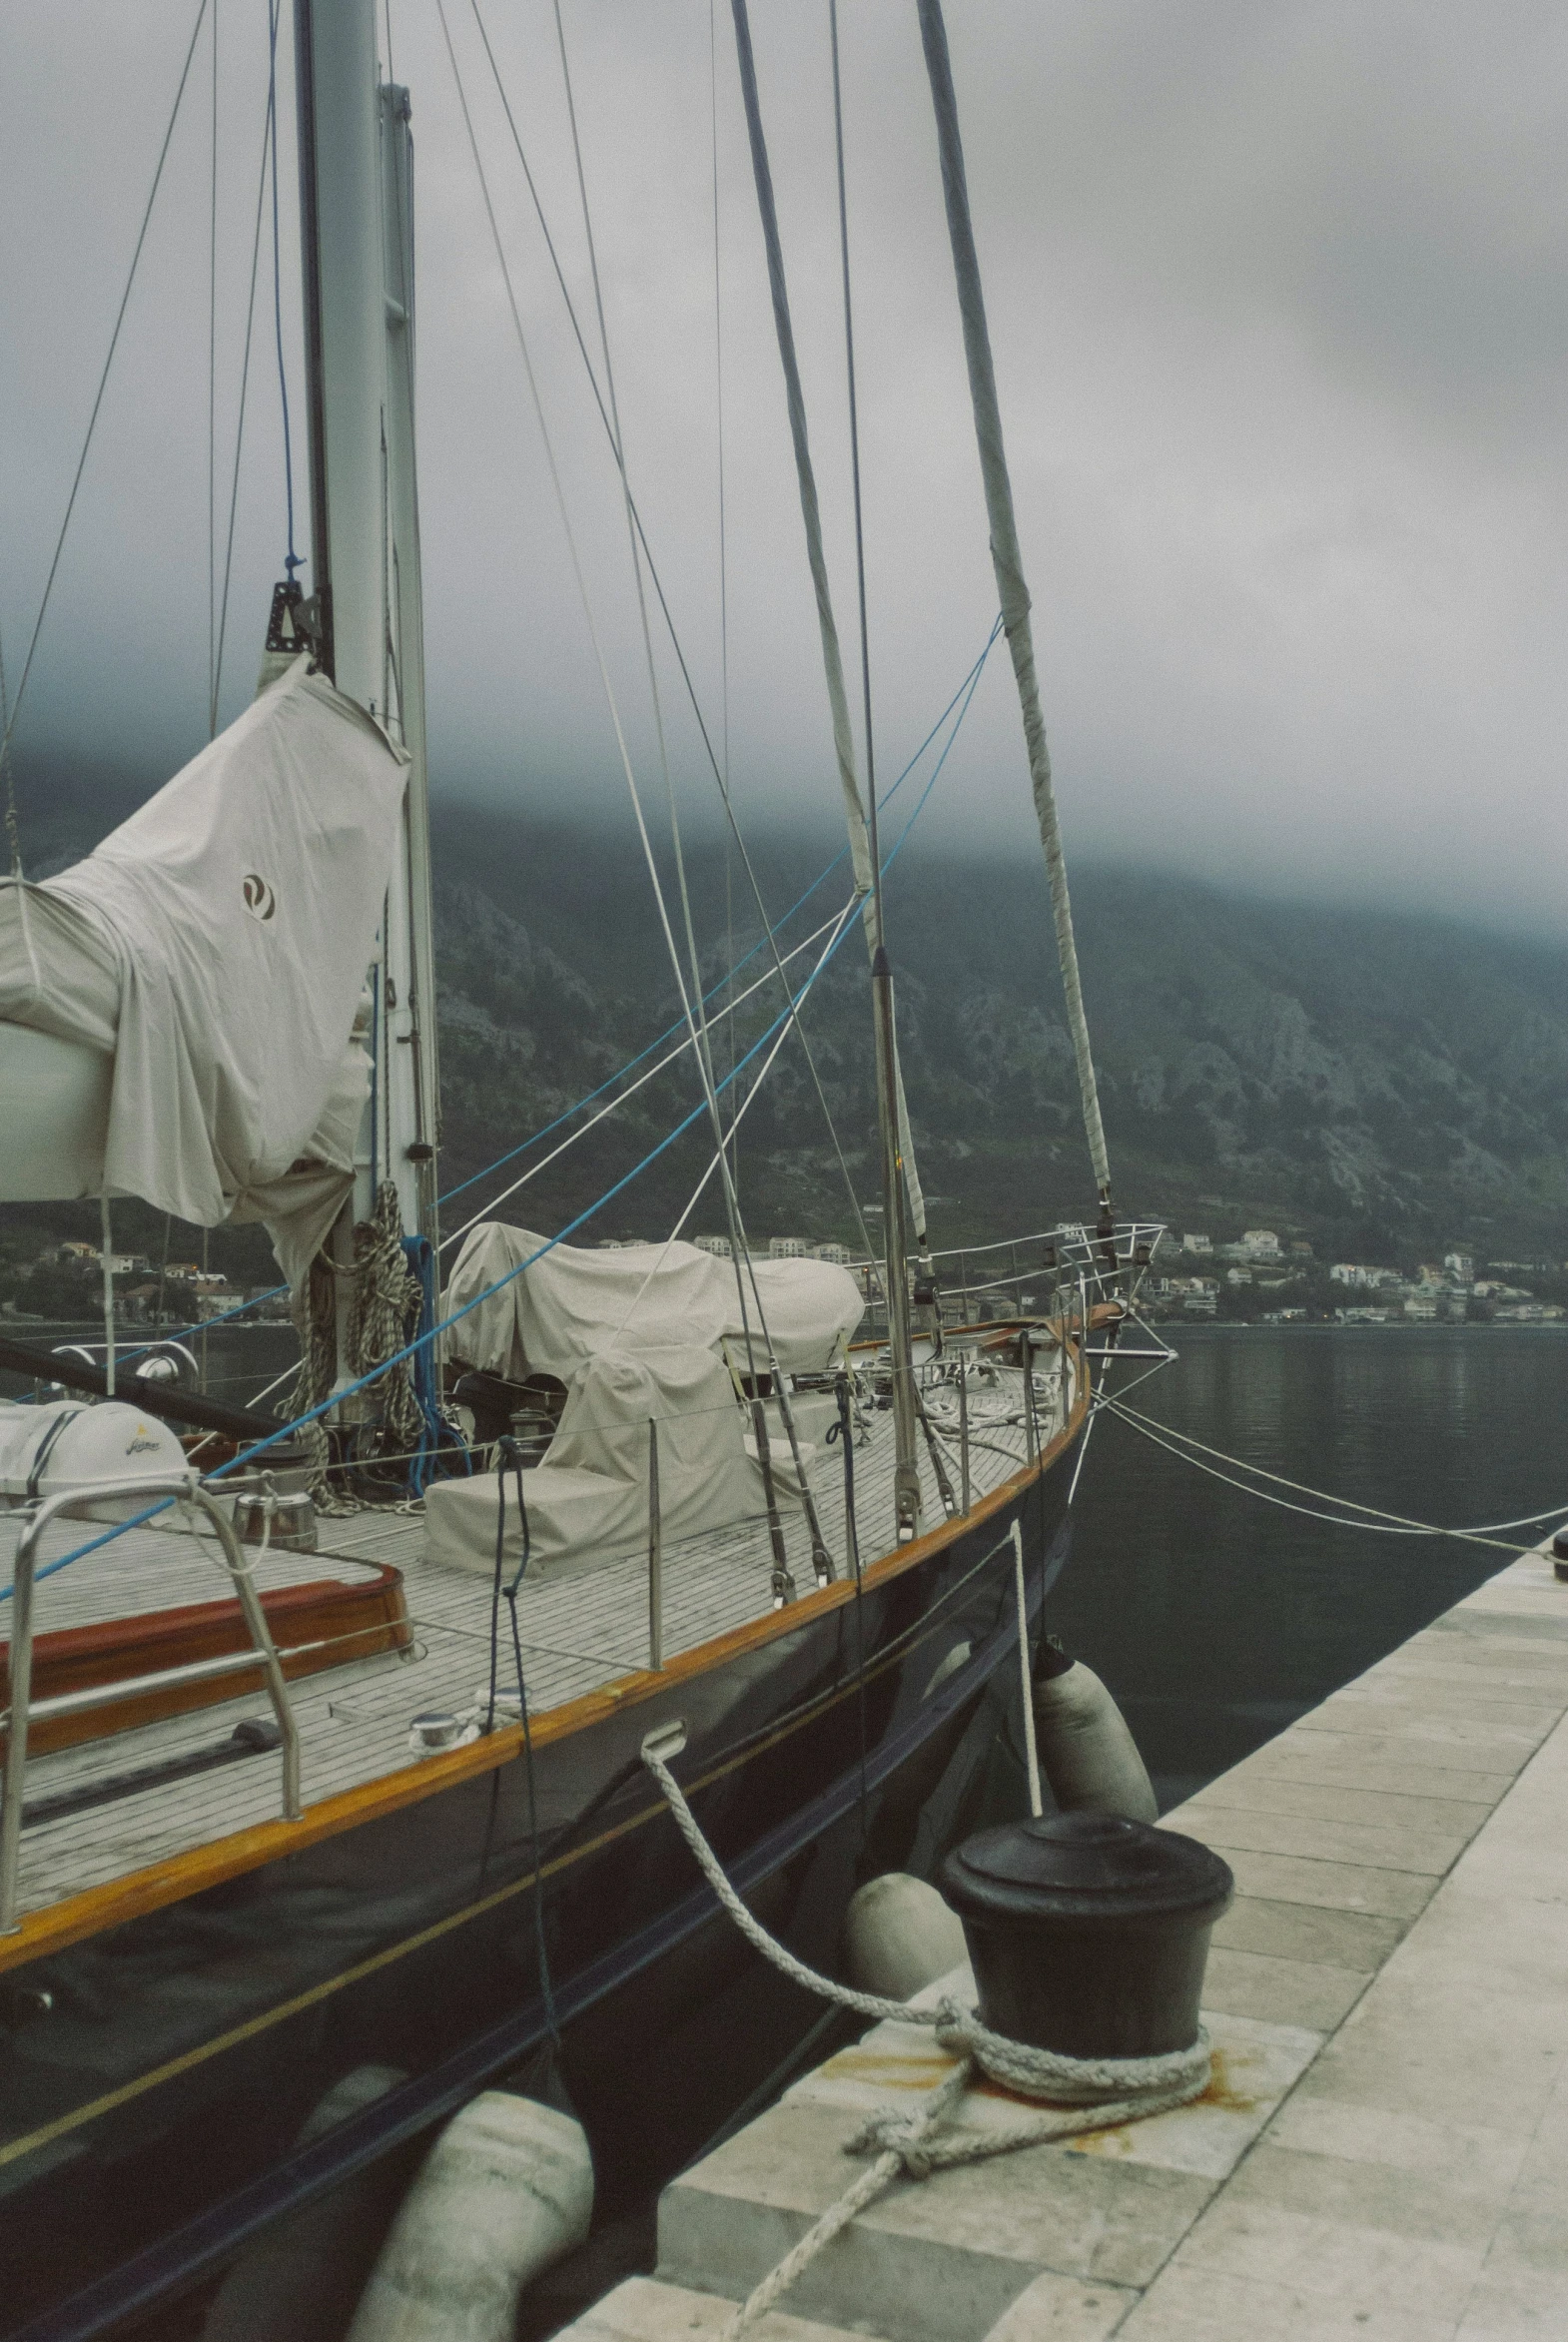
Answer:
[0, 658, 406, 1282]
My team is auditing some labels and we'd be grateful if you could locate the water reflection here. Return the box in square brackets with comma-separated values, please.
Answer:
[1053, 1326, 1568, 1807]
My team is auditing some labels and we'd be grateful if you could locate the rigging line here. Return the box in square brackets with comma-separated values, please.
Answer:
[828, 0, 879, 921]
[730, 0, 926, 1313]
[1103, 1399, 1535, 1558]
[0, 613, 17, 877]
[711, 0, 738, 1193]
[267, 0, 302, 575]
[438, 638, 987, 1262]
[548, 0, 733, 1271]
[17, 899, 869, 1598]
[459, 8, 824, 944]
[435, 0, 700, 1043]
[439, 906, 851, 1256]
[1107, 1394, 1568, 1542]
[915, 0, 1110, 1210]
[550, 0, 675, 834]
[440, 0, 799, 1497]
[434, 619, 995, 1215]
[212, 58, 275, 732]
[457, 1, 885, 1278]
[728, 0, 870, 897]
[610, 898, 860, 1337]
[207, 0, 219, 737]
[0, 0, 212, 773]
[446, 0, 807, 1512]
[552, 0, 869, 1290]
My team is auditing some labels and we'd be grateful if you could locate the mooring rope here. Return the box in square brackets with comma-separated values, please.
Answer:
[641, 1744, 1208, 2336]
[1104, 1395, 1562, 1554]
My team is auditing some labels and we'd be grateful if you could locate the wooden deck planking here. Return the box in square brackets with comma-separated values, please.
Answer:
[3, 1364, 1054, 1920]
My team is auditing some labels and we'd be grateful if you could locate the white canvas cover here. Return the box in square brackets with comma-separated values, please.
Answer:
[424, 1343, 786, 1575]
[441, 1224, 863, 1383]
[0, 659, 407, 1284]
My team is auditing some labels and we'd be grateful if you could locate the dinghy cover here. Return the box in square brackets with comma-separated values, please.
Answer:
[0, 658, 406, 1284]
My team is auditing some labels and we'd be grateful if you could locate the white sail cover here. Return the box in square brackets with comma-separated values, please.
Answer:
[441, 1224, 864, 1382]
[424, 1343, 781, 1575]
[0, 659, 407, 1282]
[429, 1223, 860, 1575]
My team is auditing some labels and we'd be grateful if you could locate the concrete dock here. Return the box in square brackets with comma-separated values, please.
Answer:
[563, 1543, 1568, 2341]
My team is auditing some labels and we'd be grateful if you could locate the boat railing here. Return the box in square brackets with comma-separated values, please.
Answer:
[0, 1472, 303, 1933]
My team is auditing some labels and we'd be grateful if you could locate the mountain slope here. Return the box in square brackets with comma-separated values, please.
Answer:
[431, 808, 1568, 1262]
[7, 758, 1564, 1265]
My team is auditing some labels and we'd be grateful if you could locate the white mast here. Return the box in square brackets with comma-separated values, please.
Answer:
[294, 0, 438, 1256]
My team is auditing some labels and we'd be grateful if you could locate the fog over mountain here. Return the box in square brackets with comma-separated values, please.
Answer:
[4, 3, 1567, 937]
[7, 748, 1567, 1271]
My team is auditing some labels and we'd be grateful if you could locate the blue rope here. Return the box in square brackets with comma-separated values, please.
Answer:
[1, 635, 993, 1598]
[267, 0, 301, 577]
[437, 618, 1000, 1213]
[4, 910, 859, 1598]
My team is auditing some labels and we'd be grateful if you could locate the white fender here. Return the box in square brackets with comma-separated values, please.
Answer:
[345, 2092, 593, 2342]
[202, 2065, 408, 2342]
[1033, 1656, 1158, 1823]
[844, 1873, 969, 2001]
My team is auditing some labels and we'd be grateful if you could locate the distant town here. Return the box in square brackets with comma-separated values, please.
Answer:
[3, 1222, 1564, 1333]
[1137, 1229, 1567, 1326]
[0, 1238, 292, 1328]
[601, 1227, 1568, 1328]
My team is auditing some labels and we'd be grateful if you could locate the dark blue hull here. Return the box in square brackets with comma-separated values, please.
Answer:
[0, 1456, 1074, 2342]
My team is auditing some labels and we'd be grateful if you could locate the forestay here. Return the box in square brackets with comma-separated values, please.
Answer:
[0, 658, 407, 1284]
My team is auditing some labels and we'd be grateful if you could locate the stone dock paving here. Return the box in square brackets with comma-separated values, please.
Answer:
[562, 1544, 1568, 2341]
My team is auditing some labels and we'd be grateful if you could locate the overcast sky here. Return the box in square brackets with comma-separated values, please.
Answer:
[3, 2, 1565, 934]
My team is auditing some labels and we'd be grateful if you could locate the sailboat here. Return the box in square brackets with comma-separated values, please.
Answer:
[0, 5, 1155, 2334]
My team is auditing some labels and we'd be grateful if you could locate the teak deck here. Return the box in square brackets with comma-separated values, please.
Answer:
[1, 1357, 1063, 1941]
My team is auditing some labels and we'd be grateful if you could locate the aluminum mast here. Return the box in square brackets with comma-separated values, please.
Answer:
[294, 0, 438, 1259]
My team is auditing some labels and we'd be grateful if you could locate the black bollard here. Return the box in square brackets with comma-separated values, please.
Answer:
[940, 1812, 1233, 2061]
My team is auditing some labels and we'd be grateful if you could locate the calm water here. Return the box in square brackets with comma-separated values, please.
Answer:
[1056, 1324, 1568, 1807]
[9, 1319, 1566, 1810]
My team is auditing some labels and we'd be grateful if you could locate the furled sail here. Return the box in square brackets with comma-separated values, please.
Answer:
[0, 657, 407, 1285]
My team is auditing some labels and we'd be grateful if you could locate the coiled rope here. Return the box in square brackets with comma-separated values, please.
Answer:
[641, 1745, 1208, 2336]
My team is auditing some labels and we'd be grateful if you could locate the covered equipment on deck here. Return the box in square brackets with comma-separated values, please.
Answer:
[428, 1226, 865, 1573]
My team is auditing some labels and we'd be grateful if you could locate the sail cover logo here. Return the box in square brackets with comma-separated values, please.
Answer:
[243, 873, 277, 922]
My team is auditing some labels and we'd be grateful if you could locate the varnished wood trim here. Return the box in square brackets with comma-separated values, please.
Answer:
[0, 1570, 410, 1755]
[0, 1328, 1090, 1976]
[0, 1497, 1030, 2175]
